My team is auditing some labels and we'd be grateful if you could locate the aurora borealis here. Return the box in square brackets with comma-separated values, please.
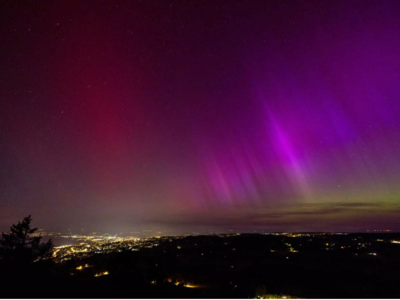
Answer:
[2, 1, 400, 233]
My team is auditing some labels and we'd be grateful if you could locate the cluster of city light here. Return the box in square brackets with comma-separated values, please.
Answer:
[94, 271, 109, 277]
[255, 294, 297, 299]
[76, 264, 91, 270]
[52, 249, 60, 257]
[50, 232, 400, 266]
[51, 236, 182, 263]
[151, 279, 197, 288]
[173, 282, 197, 288]
[59, 234, 141, 243]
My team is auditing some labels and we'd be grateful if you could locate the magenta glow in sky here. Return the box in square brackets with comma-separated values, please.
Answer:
[1, 1, 400, 233]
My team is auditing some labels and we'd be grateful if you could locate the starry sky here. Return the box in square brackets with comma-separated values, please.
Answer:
[2, 0, 400, 234]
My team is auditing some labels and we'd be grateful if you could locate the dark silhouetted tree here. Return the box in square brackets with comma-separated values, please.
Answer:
[0, 215, 53, 264]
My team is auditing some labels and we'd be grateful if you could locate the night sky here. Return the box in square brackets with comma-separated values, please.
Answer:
[2, 0, 400, 234]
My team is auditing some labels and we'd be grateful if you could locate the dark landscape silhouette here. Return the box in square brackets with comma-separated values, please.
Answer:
[2, 216, 400, 298]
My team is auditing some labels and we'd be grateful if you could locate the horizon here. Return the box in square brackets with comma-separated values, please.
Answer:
[1, 223, 399, 236]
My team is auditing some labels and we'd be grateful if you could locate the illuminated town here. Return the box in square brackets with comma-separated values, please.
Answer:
[27, 231, 398, 298]
[3, 222, 400, 298]
[51, 235, 178, 263]
[32, 230, 398, 265]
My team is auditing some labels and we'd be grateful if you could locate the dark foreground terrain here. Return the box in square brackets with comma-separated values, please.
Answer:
[1, 233, 400, 298]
